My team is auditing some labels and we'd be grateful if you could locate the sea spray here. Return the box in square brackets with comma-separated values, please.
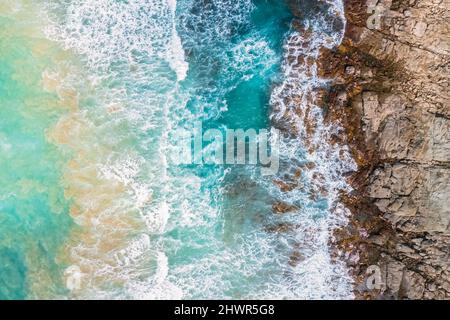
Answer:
[167, 0, 189, 81]
[44, 0, 189, 299]
[265, 0, 356, 298]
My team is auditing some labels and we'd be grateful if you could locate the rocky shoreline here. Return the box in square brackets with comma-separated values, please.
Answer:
[319, 0, 449, 299]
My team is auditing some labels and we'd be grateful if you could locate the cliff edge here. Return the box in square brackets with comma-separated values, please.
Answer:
[321, 0, 449, 299]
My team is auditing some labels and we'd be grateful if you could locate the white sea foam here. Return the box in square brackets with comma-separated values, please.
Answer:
[141, 201, 170, 234]
[42, 0, 190, 299]
[127, 251, 184, 300]
[42, 0, 355, 300]
[44, 0, 188, 80]
[115, 234, 151, 267]
[167, 0, 189, 81]
[227, 37, 278, 82]
[265, 0, 355, 299]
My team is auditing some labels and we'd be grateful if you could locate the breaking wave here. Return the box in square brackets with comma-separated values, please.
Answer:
[8, 0, 357, 299]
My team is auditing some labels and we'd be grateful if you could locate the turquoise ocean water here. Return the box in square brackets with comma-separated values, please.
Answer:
[0, 0, 355, 299]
